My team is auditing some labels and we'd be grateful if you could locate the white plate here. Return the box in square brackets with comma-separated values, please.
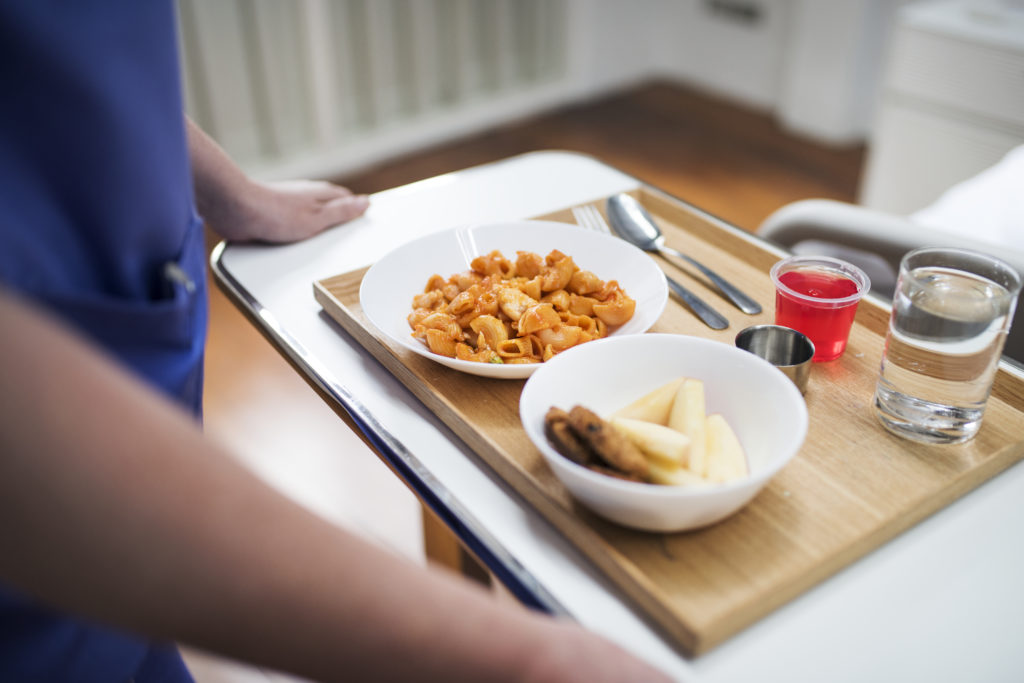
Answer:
[358, 220, 669, 379]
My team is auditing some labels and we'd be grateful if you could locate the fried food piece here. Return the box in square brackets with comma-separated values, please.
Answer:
[568, 405, 649, 478]
[544, 407, 594, 466]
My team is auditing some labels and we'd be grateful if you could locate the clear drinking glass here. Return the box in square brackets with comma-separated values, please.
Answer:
[874, 247, 1022, 444]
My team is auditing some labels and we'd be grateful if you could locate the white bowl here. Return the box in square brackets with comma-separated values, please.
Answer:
[359, 220, 669, 379]
[519, 334, 808, 532]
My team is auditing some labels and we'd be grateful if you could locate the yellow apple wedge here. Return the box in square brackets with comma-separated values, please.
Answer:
[646, 460, 711, 487]
[669, 378, 706, 476]
[610, 377, 684, 425]
[609, 416, 691, 469]
[704, 413, 749, 483]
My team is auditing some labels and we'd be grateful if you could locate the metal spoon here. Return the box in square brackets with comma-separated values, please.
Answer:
[606, 194, 762, 315]
[600, 200, 728, 330]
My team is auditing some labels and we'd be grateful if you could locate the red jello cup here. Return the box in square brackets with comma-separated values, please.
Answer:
[769, 255, 870, 362]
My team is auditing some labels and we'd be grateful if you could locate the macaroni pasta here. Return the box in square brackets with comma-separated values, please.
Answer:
[408, 249, 636, 365]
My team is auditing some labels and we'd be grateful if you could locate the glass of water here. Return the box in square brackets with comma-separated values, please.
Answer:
[874, 247, 1022, 444]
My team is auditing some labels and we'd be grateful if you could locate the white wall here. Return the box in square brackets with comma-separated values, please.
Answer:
[567, 0, 909, 140]
[660, 0, 794, 110]
[775, 0, 908, 144]
[858, 0, 1024, 213]
[180, 0, 904, 180]
[563, 0, 664, 95]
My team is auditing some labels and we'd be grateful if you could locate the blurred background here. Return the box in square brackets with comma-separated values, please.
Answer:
[179, 0, 1024, 216]
[180, 1, 1023, 678]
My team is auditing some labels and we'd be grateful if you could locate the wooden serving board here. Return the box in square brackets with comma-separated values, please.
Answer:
[313, 187, 1024, 655]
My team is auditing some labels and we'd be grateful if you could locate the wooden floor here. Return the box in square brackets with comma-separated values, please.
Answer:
[334, 81, 865, 231]
[194, 80, 864, 682]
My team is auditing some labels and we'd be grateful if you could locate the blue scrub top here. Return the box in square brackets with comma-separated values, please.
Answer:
[1, 2, 205, 680]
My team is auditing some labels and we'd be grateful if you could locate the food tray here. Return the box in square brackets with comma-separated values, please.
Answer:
[313, 186, 1024, 655]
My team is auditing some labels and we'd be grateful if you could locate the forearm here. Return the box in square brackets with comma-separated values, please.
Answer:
[186, 117, 256, 241]
[0, 290, 558, 682]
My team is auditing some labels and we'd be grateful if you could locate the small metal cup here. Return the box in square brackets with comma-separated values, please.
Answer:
[735, 325, 815, 394]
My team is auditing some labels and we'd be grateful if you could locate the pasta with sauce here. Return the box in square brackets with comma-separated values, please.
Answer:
[408, 249, 636, 365]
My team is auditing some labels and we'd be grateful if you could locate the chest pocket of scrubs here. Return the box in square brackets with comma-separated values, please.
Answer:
[40, 214, 209, 415]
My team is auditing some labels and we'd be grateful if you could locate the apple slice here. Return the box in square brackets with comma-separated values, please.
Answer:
[611, 377, 684, 425]
[646, 460, 711, 487]
[704, 414, 748, 483]
[669, 378, 706, 476]
[609, 416, 691, 469]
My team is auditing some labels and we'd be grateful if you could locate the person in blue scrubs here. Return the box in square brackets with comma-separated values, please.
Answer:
[0, 3, 367, 681]
[0, 3, 671, 682]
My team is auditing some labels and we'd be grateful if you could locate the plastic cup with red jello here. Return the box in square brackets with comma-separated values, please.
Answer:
[769, 255, 870, 362]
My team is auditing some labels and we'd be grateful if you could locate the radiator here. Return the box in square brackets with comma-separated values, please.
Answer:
[177, 0, 571, 181]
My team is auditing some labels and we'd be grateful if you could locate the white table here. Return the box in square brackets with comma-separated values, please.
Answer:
[212, 151, 1024, 682]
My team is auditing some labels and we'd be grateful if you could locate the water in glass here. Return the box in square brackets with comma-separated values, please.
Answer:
[875, 263, 1016, 443]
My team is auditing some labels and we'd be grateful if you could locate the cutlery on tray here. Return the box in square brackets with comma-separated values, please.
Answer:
[606, 193, 762, 315]
[572, 204, 729, 330]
